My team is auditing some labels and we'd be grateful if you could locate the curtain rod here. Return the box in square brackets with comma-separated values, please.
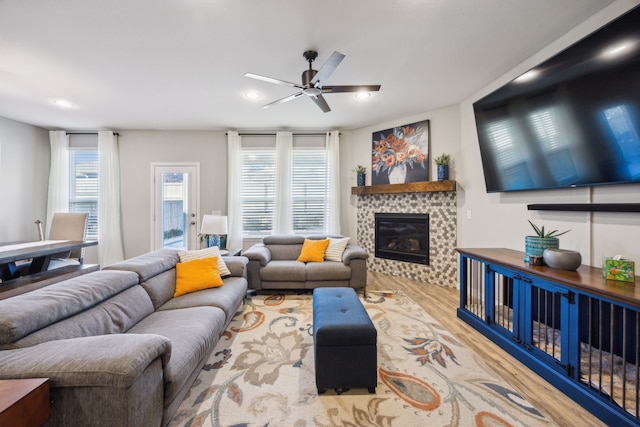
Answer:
[226, 132, 339, 137]
[66, 132, 120, 136]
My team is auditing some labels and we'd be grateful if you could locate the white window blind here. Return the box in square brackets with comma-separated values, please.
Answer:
[69, 149, 99, 239]
[240, 135, 332, 236]
[241, 148, 276, 235]
[291, 147, 328, 233]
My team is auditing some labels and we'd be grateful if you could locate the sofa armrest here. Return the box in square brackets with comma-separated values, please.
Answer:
[243, 244, 271, 266]
[342, 244, 368, 265]
[0, 334, 172, 388]
[223, 255, 248, 278]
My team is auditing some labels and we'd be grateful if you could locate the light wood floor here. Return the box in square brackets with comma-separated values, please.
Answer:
[367, 271, 605, 427]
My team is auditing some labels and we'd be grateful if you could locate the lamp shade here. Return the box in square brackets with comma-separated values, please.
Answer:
[200, 215, 228, 235]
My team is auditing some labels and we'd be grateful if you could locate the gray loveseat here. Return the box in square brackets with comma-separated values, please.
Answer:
[0, 248, 248, 427]
[243, 235, 367, 291]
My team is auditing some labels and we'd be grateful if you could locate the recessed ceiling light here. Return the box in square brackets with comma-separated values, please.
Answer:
[355, 92, 371, 100]
[244, 91, 261, 100]
[52, 99, 76, 108]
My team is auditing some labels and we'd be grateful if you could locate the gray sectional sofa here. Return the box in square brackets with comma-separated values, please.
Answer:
[243, 235, 368, 291]
[0, 248, 248, 427]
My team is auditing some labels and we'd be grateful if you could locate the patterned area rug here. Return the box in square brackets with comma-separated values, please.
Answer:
[168, 291, 553, 427]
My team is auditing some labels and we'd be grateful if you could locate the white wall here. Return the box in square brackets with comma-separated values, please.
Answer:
[0, 116, 49, 242]
[345, 0, 640, 269]
[118, 130, 227, 258]
[341, 104, 461, 242]
[4, 1, 639, 269]
[458, 0, 640, 268]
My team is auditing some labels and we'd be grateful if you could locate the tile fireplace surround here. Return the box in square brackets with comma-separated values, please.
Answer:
[355, 185, 457, 287]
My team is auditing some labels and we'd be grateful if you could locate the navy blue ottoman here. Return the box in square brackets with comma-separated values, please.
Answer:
[313, 287, 377, 394]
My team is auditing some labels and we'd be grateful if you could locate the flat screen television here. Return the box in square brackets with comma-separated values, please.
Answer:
[473, 6, 640, 193]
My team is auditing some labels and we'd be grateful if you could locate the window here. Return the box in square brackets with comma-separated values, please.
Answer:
[241, 148, 276, 235]
[291, 147, 329, 233]
[240, 135, 332, 236]
[69, 149, 99, 239]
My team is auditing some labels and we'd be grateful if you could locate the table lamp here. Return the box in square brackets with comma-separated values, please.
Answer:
[200, 214, 228, 249]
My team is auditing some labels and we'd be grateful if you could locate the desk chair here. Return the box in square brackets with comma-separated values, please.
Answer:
[15, 213, 89, 276]
[47, 213, 89, 268]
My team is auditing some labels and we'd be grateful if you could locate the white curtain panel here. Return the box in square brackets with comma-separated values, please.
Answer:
[98, 131, 125, 267]
[46, 131, 70, 238]
[327, 130, 341, 235]
[274, 131, 292, 234]
[226, 131, 243, 249]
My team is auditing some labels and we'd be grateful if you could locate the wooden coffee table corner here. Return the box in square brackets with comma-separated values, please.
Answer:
[0, 378, 50, 427]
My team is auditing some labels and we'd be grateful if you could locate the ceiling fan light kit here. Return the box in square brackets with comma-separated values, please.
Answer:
[244, 50, 381, 113]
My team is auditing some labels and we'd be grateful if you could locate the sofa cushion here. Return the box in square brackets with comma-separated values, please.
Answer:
[6, 285, 155, 349]
[263, 235, 305, 260]
[178, 246, 231, 277]
[128, 306, 226, 403]
[222, 256, 249, 277]
[297, 239, 330, 262]
[140, 269, 177, 310]
[306, 262, 352, 281]
[174, 257, 223, 297]
[0, 334, 172, 388]
[104, 249, 179, 282]
[261, 260, 306, 282]
[159, 276, 247, 319]
[262, 235, 305, 245]
[0, 270, 140, 345]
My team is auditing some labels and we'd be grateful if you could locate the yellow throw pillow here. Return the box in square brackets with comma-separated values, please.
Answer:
[174, 256, 223, 297]
[297, 239, 330, 263]
[178, 246, 232, 277]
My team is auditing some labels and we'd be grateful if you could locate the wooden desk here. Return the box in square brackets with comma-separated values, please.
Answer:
[0, 378, 50, 427]
[0, 240, 97, 282]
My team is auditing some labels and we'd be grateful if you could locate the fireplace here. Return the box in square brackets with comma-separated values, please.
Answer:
[374, 213, 429, 265]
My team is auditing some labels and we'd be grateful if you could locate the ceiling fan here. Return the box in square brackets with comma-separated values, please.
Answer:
[244, 50, 381, 113]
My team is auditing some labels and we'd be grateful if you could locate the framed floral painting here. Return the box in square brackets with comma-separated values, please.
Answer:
[372, 120, 429, 185]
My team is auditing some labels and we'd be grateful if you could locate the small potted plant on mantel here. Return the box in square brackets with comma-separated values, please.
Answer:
[525, 220, 570, 263]
[353, 165, 367, 186]
[434, 153, 451, 181]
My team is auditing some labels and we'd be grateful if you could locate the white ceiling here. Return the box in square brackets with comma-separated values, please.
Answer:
[0, 0, 620, 131]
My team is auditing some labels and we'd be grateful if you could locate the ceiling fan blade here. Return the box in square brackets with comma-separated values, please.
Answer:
[245, 73, 304, 89]
[310, 51, 345, 88]
[309, 94, 331, 113]
[322, 84, 381, 93]
[262, 92, 304, 109]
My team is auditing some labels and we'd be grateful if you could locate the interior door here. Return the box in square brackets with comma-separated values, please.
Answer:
[151, 163, 200, 251]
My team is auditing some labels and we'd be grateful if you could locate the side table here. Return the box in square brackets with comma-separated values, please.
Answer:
[221, 248, 242, 256]
[0, 378, 50, 427]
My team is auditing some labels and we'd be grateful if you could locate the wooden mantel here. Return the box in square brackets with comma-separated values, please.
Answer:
[351, 180, 456, 195]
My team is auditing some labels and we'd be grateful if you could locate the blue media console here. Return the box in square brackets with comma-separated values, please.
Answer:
[457, 248, 640, 427]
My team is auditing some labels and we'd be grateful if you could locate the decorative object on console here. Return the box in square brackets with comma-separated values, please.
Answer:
[524, 221, 570, 263]
[372, 119, 429, 185]
[528, 255, 543, 266]
[352, 165, 367, 186]
[543, 248, 582, 271]
[434, 153, 450, 181]
[602, 256, 635, 282]
[200, 214, 228, 249]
